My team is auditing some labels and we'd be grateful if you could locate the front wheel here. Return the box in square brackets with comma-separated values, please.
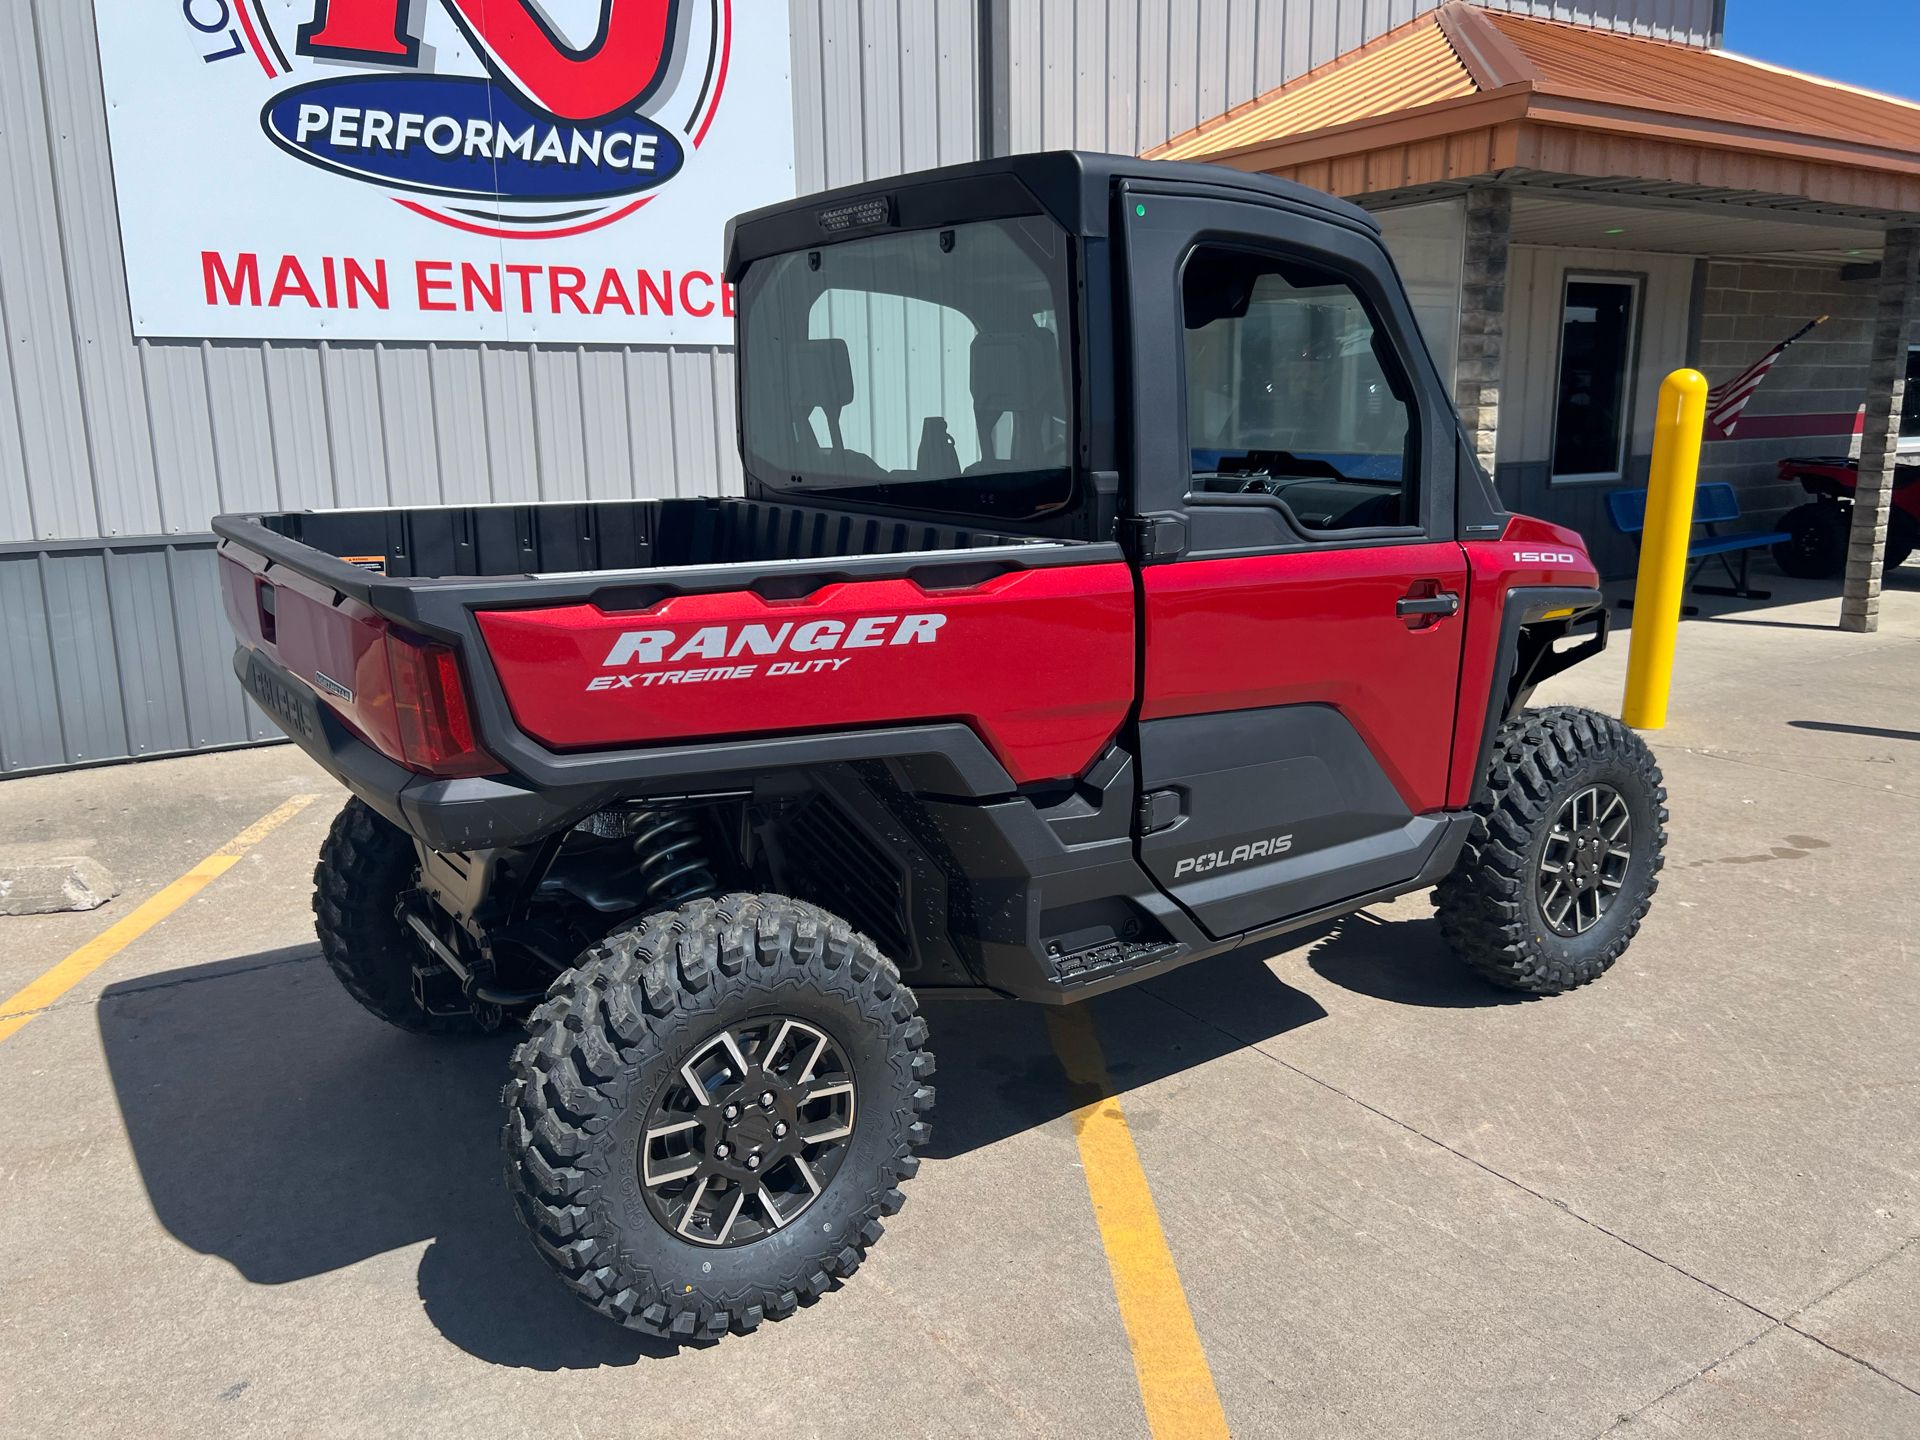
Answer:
[1435, 707, 1667, 996]
[502, 893, 934, 1340]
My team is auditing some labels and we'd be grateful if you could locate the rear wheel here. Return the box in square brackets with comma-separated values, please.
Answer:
[1772, 500, 1849, 579]
[313, 798, 490, 1035]
[502, 893, 934, 1340]
[1435, 707, 1667, 996]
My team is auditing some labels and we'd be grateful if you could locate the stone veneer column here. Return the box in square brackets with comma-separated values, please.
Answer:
[1455, 187, 1512, 486]
[1842, 225, 1920, 633]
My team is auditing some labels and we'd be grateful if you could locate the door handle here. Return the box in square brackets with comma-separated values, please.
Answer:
[1396, 592, 1460, 618]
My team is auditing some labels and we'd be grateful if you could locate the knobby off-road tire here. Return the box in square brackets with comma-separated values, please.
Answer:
[313, 797, 489, 1035]
[1435, 706, 1667, 996]
[1772, 502, 1849, 580]
[1774, 502, 1917, 578]
[502, 892, 934, 1341]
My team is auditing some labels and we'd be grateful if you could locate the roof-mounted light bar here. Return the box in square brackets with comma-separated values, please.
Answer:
[816, 195, 895, 233]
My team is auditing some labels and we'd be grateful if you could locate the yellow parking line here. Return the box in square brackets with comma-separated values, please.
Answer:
[0, 793, 322, 1044]
[1047, 1005, 1231, 1440]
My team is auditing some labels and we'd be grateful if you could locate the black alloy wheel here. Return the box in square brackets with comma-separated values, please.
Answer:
[640, 1017, 858, 1247]
[1535, 783, 1633, 938]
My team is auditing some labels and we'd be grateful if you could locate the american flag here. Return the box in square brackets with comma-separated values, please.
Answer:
[1706, 316, 1826, 439]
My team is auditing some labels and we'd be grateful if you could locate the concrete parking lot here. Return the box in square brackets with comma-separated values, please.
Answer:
[2, 570, 1916, 1439]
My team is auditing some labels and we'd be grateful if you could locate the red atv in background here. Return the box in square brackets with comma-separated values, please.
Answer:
[1772, 455, 1920, 578]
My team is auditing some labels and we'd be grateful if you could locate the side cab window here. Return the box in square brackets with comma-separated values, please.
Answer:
[1182, 245, 1421, 535]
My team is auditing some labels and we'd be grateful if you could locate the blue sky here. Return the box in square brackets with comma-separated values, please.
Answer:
[1723, 1, 1920, 100]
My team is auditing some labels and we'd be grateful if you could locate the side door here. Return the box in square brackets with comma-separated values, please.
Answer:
[1122, 181, 1469, 939]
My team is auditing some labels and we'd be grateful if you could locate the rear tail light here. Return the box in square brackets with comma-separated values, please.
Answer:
[384, 629, 501, 777]
[254, 578, 278, 644]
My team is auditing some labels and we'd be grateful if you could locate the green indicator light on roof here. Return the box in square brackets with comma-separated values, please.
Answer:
[1605, 227, 1627, 235]
[1135, 203, 1147, 217]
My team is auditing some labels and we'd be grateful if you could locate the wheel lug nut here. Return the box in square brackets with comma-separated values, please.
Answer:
[759, 1091, 775, 1108]
[746, 1154, 761, 1171]
[774, 1122, 788, 1139]
[723, 1103, 738, 1121]
[713, 1142, 731, 1159]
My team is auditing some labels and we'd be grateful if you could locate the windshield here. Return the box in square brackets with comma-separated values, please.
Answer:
[739, 216, 1074, 521]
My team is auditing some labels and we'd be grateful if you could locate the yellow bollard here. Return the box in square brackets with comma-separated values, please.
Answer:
[1621, 369, 1710, 730]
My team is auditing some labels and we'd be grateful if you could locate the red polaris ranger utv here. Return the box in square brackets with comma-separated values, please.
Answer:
[215, 153, 1666, 1341]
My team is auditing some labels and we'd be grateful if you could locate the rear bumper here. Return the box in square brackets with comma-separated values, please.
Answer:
[235, 645, 583, 851]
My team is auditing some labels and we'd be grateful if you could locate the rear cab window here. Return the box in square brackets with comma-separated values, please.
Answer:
[738, 217, 1076, 524]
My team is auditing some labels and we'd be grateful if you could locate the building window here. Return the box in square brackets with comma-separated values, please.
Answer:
[1182, 246, 1417, 531]
[1902, 347, 1920, 448]
[1552, 274, 1642, 482]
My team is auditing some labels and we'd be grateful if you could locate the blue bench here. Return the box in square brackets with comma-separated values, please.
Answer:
[1606, 482, 1792, 602]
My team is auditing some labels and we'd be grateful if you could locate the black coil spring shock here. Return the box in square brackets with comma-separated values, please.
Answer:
[628, 809, 717, 907]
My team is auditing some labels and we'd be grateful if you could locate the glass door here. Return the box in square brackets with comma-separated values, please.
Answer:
[1551, 274, 1642, 482]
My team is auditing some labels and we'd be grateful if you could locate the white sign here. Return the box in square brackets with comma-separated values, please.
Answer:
[93, 0, 795, 343]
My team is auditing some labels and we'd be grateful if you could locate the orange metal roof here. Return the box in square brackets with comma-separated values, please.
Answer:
[1478, 9, 1920, 159]
[1150, 3, 1920, 210]
[1154, 21, 1477, 161]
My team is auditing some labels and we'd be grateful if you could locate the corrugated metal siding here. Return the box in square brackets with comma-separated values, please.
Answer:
[1470, 0, 1716, 45]
[1006, 0, 1720, 157]
[789, 0, 982, 192]
[0, 540, 279, 775]
[1, 1, 100, 543]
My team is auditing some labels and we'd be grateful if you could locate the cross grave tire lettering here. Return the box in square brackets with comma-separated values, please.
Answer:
[1433, 707, 1667, 996]
[501, 893, 935, 1341]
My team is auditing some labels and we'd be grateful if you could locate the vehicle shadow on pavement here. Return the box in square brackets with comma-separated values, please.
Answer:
[97, 948, 672, 1371]
[921, 942, 1333, 1159]
[1301, 911, 1528, 1009]
[96, 915, 1492, 1370]
[920, 909, 1508, 1162]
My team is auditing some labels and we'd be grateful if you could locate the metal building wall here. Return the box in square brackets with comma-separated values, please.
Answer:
[1003, 0, 1723, 156]
[0, 0, 979, 776]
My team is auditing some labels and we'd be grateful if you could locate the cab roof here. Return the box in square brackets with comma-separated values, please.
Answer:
[725, 150, 1378, 280]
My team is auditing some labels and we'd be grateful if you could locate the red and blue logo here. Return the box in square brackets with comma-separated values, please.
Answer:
[230, 1, 731, 238]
